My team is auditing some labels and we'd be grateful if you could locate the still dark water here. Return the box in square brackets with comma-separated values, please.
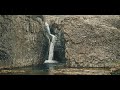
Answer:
[0, 63, 66, 75]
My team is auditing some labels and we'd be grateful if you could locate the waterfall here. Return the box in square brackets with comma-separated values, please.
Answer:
[45, 22, 51, 35]
[44, 22, 58, 63]
[48, 34, 56, 60]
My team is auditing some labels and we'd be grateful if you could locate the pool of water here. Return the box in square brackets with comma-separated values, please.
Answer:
[0, 63, 116, 75]
[110, 69, 120, 75]
[0, 63, 66, 75]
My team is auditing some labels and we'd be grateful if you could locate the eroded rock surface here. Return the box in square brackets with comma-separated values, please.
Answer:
[0, 15, 48, 68]
[1, 15, 120, 69]
[58, 15, 120, 67]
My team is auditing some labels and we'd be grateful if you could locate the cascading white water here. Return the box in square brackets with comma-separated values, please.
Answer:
[48, 34, 56, 60]
[44, 22, 58, 63]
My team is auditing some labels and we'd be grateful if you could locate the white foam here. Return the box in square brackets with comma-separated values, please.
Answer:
[44, 60, 58, 63]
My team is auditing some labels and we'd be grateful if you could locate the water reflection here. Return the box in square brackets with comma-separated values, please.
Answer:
[0, 63, 65, 75]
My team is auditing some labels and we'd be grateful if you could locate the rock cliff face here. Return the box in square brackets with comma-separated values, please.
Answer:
[0, 15, 48, 68]
[59, 15, 120, 67]
[1, 15, 120, 69]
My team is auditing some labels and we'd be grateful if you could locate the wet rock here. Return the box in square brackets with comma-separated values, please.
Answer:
[50, 68, 111, 75]
[48, 20, 66, 63]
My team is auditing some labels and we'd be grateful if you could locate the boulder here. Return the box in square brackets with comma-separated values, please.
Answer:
[0, 15, 48, 68]
[59, 15, 120, 67]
